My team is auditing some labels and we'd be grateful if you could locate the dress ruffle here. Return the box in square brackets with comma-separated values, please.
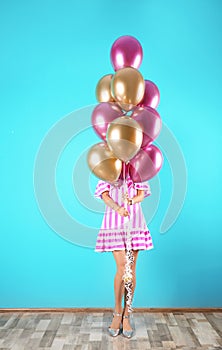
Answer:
[134, 181, 151, 197]
[94, 180, 111, 199]
[95, 229, 154, 252]
[94, 178, 151, 199]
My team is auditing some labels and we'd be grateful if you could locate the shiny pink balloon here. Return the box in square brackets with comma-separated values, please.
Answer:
[138, 80, 160, 109]
[132, 106, 162, 148]
[91, 102, 123, 140]
[129, 144, 163, 182]
[110, 35, 143, 71]
[118, 162, 130, 180]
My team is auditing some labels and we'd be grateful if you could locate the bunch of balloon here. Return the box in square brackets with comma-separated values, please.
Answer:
[87, 35, 163, 313]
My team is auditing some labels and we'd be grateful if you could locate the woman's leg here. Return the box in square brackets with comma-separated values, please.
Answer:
[109, 250, 126, 329]
[123, 249, 139, 330]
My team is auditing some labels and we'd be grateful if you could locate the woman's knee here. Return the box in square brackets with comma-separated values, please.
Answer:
[116, 261, 126, 276]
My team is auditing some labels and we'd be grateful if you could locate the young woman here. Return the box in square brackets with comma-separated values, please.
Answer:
[94, 172, 154, 338]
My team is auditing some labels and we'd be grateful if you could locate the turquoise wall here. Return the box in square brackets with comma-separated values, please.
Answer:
[1, 0, 222, 308]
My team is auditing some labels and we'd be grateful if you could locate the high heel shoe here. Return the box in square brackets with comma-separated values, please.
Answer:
[122, 314, 134, 338]
[108, 311, 123, 337]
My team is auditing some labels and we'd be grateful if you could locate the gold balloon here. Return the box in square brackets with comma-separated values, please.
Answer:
[87, 142, 122, 183]
[96, 74, 115, 103]
[111, 67, 145, 111]
[107, 116, 143, 163]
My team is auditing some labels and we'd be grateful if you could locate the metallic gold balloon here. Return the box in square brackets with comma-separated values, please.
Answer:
[96, 74, 115, 103]
[107, 116, 143, 163]
[87, 142, 122, 183]
[111, 67, 145, 111]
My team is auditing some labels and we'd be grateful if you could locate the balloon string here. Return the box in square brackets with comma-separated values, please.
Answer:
[122, 161, 134, 313]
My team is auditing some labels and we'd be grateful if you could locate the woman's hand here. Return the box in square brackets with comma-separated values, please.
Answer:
[117, 206, 129, 217]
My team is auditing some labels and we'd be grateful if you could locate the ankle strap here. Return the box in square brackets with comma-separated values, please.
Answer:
[123, 315, 130, 318]
[113, 311, 122, 317]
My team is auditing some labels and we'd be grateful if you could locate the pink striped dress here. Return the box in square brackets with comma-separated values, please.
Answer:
[94, 175, 154, 252]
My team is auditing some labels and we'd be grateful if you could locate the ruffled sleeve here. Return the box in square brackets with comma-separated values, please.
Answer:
[94, 180, 111, 199]
[134, 181, 151, 197]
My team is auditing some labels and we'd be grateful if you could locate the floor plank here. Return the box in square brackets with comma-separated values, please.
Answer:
[0, 311, 222, 349]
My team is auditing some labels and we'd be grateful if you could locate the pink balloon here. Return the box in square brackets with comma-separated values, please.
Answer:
[118, 162, 130, 180]
[91, 102, 123, 140]
[129, 144, 163, 182]
[138, 80, 160, 109]
[110, 35, 143, 71]
[132, 106, 162, 148]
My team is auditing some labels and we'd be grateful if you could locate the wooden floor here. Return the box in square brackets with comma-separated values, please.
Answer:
[0, 311, 222, 350]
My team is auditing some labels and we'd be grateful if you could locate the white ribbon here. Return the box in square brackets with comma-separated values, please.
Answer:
[121, 162, 134, 313]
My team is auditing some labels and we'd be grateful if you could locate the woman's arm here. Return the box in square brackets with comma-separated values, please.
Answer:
[127, 190, 144, 205]
[101, 191, 129, 217]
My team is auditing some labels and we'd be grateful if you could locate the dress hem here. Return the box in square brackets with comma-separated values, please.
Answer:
[94, 246, 154, 253]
